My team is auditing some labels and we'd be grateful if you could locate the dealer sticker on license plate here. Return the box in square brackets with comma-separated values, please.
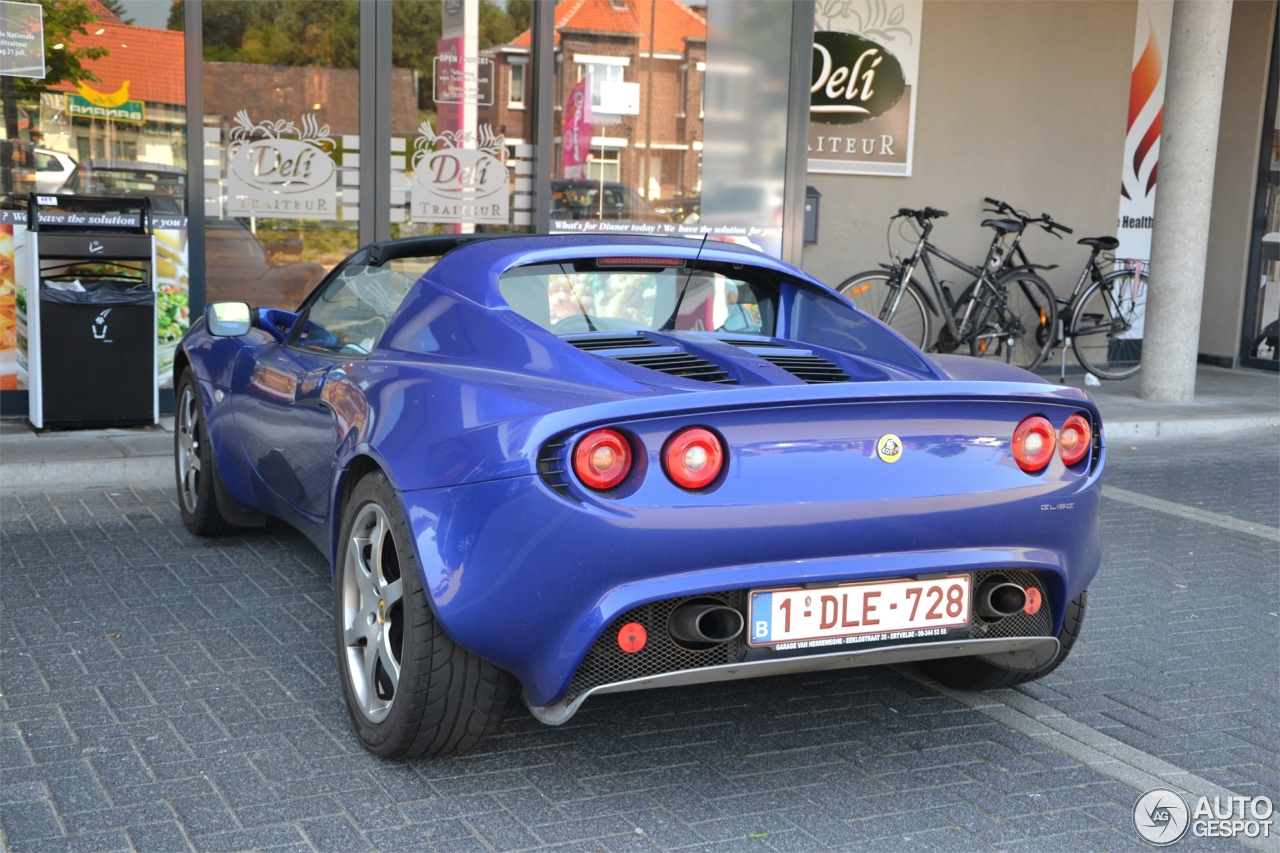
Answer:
[749, 575, 971, 647]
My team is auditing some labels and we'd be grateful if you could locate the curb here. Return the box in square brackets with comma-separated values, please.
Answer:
[1102, 414, 1279, 439]
[0, 455, 172, 490]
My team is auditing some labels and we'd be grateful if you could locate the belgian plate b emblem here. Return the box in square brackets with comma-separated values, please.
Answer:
[877, 434, 903, 463]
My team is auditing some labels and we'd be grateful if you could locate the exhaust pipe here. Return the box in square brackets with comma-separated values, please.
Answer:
[974, 581, 1027, 620]
[668, 602, 744, 645]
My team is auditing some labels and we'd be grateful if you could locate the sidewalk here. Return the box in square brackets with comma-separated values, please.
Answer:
[0, 365, 1276, 490]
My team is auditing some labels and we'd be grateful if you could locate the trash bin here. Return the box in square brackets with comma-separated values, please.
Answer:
[39, 278, 155, 427]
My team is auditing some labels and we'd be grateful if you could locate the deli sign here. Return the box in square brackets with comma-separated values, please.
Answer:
[810, 31, 905, 124]
[225, 110, 337, 220]
[411, 121, 509, 224]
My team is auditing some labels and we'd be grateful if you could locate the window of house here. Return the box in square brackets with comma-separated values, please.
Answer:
[508, 62, 526, 108]
[586, 148, 621, 183]
[581, 63, 625, 109]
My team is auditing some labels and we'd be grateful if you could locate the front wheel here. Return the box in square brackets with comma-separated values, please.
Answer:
[917, 590, 1087, 690]
[966, 272, 1058, 371]
[837, 270, 933, 350]
[1071, 270, 1147, 380]
[335, 472, 510, 758]
[175, 370, 230, 537]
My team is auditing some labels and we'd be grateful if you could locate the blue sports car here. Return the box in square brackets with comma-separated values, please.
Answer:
[174, 235, 1103, 757]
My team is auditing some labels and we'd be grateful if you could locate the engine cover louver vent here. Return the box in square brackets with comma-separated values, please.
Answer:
[611, 350, 736, 384]
[564, 334, 661, 352]
[564, 334, 736, 384]
[760, 354, 849, 384]
[721, 339, 850, 384]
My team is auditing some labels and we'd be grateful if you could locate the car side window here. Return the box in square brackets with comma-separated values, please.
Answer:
[293, 263, 417, 356]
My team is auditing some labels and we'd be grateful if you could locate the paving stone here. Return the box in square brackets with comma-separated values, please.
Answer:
[1, 430, 1275, 851]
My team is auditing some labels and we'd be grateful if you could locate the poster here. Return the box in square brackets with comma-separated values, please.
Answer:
[807, 0, 923, 176]
[0, 0, 44, 79]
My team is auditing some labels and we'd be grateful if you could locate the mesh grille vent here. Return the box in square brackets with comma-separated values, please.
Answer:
[564, 590, 746, 700]
[759, 354, 849, 384]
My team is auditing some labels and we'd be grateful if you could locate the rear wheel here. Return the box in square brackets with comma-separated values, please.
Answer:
[175, 370, 230, 537]
[966, 272, 1058, 370]
[1071, 270, 1146, 380]
[917, 590, 1087, 690]
[837, 270, 933, 350]
[335, 472, 510, 758]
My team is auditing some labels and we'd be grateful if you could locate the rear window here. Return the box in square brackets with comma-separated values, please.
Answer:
[498, 262, 777, 336]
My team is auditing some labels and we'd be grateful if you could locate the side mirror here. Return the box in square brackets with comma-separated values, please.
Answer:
[206, 301, 253, 337]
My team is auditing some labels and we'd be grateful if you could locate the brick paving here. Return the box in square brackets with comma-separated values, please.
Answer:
[0, 428, 1276, 852]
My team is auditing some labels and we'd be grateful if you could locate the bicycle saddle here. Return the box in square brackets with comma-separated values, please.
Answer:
[981, 218, 1022, 233]
[1077, 236, 1120, 251]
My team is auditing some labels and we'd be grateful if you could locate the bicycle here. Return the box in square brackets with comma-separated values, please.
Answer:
[837, 207, 1058, 370]
[983, 197, 1148, 379]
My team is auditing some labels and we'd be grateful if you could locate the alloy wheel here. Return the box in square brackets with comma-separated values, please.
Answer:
[176, 385, 201, 514]
[341, 503, 404, 722]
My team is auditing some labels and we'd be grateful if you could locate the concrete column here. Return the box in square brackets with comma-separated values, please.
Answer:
[1139, 0, 1234, 402]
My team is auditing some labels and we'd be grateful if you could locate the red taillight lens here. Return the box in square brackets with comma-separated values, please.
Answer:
[1058, 414, 1092, 466]
[664, 427, 724, 490]
[573, 429, 632, 490]
[1012, 416, 1056, 473]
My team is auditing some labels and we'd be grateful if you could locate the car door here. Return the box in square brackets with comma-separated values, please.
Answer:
[232, 260, 416, 520]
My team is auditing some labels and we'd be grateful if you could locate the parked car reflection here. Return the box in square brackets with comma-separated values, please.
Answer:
[205, 220, 326, 310]
[551, 179, 666, 221]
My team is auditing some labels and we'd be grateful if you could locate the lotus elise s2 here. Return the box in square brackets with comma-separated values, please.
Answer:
[173, 235, 1103, 757]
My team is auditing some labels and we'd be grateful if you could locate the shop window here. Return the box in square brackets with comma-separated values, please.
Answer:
[586, 148, 621, 183]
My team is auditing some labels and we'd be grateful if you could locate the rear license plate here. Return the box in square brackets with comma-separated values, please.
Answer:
[748, 575, 971, 646]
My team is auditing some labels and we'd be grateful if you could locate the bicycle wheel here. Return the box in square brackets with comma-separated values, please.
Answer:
[837, 270, 933, 350]
[966, 272, 1058, 370]
[1071, 269, 1147, 379]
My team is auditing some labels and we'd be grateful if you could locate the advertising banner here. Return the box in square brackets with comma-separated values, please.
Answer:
[1114, 0, 1173, 339]
[807, 0, 923, 177]
[562, 74, 593, 181]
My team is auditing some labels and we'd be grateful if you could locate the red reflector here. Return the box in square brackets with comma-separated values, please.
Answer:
[1058, 414, 1091, 467]
[573, 429, 632, 490]
[1023, 587, 1042, 616]
[597, 257, 677, 267]
[664, 427, 724, 490]
[617, 622, 647, 653]
[1012, 416, 1056, 473]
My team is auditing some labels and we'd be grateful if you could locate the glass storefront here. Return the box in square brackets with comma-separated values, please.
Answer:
[1244, 44, 1280, 367]
[0, 0, 810, 412]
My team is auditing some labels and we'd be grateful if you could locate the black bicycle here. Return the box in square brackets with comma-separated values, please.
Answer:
[984, 198, 1148, 379]
[838, 207, 1058, 370]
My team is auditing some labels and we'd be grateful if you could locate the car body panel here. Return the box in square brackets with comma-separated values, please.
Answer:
[179, 234, 1105, 714]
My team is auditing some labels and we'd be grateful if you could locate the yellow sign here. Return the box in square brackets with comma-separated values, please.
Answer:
[876, 434, 903, 463]
[77, 81, 131, 108]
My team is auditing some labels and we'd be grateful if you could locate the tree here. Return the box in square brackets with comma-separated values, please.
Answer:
[96, 0, 134, 25]
[167, 0, 184, 32]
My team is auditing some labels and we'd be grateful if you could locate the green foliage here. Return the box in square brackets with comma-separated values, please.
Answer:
[10, 0, 109, 102]
[96, 0, 134, 25]
[167, 0, 184, 32]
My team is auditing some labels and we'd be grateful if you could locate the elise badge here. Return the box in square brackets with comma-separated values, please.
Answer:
[876, 434, 903, 463]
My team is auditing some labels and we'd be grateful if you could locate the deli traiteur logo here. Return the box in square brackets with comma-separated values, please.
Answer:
[810, 31, 905, 125]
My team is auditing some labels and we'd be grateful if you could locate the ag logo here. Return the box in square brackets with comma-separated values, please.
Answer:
[876, 433, 903, 463]
[1133, 789, 1189, 846]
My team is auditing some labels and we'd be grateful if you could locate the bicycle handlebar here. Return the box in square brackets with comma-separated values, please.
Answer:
[896, 207, 948, 222]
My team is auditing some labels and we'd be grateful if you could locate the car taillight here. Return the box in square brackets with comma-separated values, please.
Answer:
[1012, 416, 1056, 473]
[573, 429, 632, 490]
[1058, 414, 1092, 466]
[664, 427, 724, 490]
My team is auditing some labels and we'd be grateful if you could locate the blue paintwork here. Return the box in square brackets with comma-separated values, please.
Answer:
[180, 235, 1104, 707]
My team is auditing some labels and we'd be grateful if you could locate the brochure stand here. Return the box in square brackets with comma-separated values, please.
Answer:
[23, 194, 158, 429]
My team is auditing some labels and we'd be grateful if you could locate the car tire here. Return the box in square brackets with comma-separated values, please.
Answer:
[175, 369, 231, 537]
[334, 471, 510, 758]
[917, 590, 1087, 690]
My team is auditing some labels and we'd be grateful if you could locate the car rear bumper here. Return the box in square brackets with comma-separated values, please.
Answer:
[400, 472, 1101, 707]
[524, 635, 1060, 725]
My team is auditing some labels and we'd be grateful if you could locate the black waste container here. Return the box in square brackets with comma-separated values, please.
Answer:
[40, 279, 154, 427]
